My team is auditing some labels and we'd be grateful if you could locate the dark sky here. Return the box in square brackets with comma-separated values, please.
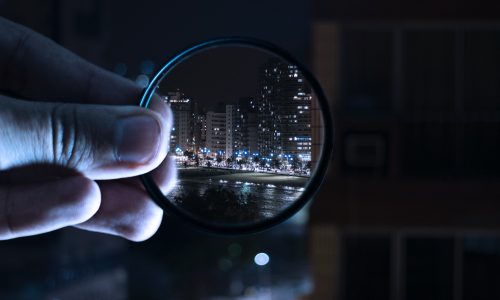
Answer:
[0, 0, 311, 107]
[104, 0, 311, 75]
[101, 0, 311, 109]
[158, 46, 272, 111]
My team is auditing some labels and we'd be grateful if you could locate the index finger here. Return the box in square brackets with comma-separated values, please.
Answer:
[0, 17, 141, 105]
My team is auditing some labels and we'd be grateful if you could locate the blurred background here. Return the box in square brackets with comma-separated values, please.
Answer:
[1, 0, 500, 299]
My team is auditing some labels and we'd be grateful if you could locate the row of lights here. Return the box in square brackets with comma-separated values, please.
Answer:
[174, 147, 307, 162]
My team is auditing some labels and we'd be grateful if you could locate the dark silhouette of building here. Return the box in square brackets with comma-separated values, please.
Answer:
[193, 112, 207, 153]
[307, 7, 500, 300]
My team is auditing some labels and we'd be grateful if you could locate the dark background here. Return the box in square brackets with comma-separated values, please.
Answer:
[2, 0, 500, 299]
[159, 47, 270, 110]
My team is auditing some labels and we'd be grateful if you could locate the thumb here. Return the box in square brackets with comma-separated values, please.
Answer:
[0, 96, 170, 180]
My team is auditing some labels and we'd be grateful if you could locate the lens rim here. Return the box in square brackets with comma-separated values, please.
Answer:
[139, 37, 334, 234]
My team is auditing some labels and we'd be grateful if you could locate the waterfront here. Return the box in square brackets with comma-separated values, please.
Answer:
[167, 167, 308, 223]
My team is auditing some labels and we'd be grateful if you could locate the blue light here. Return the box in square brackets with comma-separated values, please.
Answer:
[254, 253, 270, 266]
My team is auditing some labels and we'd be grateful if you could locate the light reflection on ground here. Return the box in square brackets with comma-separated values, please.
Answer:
[167, 167, 309, 223]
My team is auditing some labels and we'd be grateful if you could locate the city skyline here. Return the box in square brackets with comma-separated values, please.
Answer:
[162, 58, 317, 166]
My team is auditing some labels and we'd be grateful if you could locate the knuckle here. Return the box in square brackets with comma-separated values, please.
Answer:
[50, 104, 92, 169]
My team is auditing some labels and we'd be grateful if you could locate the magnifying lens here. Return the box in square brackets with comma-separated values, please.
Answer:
[139, 38, 333, 234]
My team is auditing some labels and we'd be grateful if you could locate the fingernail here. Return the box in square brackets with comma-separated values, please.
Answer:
[115, 115, 161, 164]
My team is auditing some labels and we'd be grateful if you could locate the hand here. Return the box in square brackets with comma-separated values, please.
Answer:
[0, 17, 176, 241]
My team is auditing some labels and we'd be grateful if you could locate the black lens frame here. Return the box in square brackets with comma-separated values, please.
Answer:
[139, 37, 334, 234]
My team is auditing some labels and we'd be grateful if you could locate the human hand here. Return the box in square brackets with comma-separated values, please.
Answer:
[0, 17, 176, 241]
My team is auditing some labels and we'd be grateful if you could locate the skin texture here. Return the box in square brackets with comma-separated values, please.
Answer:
[0, 17, 176, 241]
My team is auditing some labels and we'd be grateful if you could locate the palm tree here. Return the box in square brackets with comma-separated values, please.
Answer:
[271, 157, 282, 170]
[216, 155, 223, 167]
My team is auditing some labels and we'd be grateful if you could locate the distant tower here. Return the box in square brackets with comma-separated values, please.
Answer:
[257, 59, 312, 160]
[193, 113, 206, 152]
[205, 111, 226, 157]
[242, 97, 259, 155]
[164, 91, 194, 153]
[225, 98, 258, 159]
[226, 104, 236, 159]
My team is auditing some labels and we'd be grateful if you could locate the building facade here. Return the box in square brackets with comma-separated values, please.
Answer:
[257, 58, 313, 160]
[164, 91, 195, 153]
[225, 98, 259, 159]
[205, 111, 226, 156]
[308, 19, 500, 300]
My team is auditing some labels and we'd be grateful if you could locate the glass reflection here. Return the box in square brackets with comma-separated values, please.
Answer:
[157, 47, 323, 224]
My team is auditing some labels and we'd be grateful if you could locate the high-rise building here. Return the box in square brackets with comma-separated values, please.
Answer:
[193, 113, 207, 152]
[257, 59, 312, 160]
[244, 98, 259, 155]
[205, 111, 226, 156]
[280, 64, 313, 160]
[164, 91, 195, 153]
[225, 98, 259, 159]
[225, 104, 236, 158]
[258, 61, 281, 157]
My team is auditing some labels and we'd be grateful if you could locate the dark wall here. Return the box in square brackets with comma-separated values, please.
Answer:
[315, 0, 500, 20]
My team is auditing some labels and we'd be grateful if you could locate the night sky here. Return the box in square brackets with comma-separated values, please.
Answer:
[158, 46, 273, 111]
[102, 0, 311, 81]
[1, 0, 312, 107]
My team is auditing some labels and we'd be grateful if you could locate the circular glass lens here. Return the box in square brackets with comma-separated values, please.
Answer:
[140, 40, 332, 232]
